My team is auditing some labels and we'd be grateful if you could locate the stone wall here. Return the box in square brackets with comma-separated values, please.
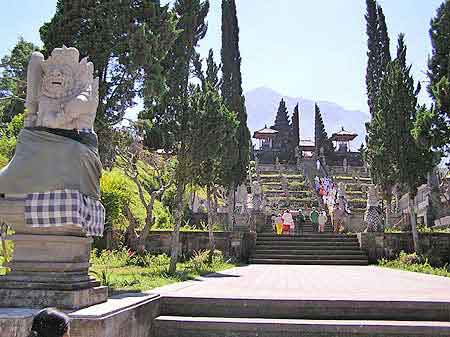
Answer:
[357, 232, 450, 264]
[145, 231, 256, 262]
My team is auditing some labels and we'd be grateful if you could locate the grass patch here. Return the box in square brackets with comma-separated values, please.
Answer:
[90, 249, 237, 293]
[378, 251, 450, 278]
[0, 246, 237, 290]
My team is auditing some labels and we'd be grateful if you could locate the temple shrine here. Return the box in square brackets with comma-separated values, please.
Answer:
[253, 100, 363, 167]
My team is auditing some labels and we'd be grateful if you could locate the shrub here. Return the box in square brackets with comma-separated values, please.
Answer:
[100, 169, 174, 233]
[379, 250, 450, 277]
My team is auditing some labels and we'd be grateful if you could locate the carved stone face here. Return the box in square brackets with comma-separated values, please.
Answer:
[41, 65, 74, 99]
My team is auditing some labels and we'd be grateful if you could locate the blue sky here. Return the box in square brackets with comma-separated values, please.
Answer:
[0, 0, 443, 113]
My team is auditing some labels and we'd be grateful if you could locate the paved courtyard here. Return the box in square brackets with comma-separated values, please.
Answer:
[156, 264, 450, 302]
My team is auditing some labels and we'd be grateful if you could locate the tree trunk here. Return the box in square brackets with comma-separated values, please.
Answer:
[227, 182, 235, 231]
[409, 196, 421, 255]
[385, 193, 392, 228]
[169, 181, 186, 274]
[206, 184, 216, 264]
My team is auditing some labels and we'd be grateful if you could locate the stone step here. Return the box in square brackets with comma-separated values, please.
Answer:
[254, 249, 366, 256]
[258, 233, 357, 240]
[154, 316, 450, 337]
[256, 240, 360, 246]
[159, 297, 450, 322]
[255, 244, 361, 250]
[251, 254, 368, 260]
[249, 258, 368, 265]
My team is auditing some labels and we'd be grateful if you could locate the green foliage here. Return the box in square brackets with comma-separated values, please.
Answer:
[100, 169, 174, 232]
[89, 248, 235, 292]
[366, 35, 433, 201]
[415, 1, 450, 158]
[0, 112, 24, 161]
[221, 0, 250, 187]
[314, 103, 334, 157]
[40, 0, 179, 165]
[274, 99, 290, 128]
[0, 38, 40, 122]
[0, 240, 13, 268]
[379, 251, 450, 277]
[365, 0, 391, 116]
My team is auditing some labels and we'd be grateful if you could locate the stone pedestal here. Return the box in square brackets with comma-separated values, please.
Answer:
[0, 199, 107, 310]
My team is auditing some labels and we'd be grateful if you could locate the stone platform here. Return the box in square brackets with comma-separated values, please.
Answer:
[0, 293, 160, 337]
[153, 265, 450, 336]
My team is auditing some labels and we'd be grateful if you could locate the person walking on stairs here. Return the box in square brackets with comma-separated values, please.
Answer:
[318, 211, 327, 233]
[282, 210, 294, 235]
[309, 207, 319, 232]
[275, 213, 283, 235]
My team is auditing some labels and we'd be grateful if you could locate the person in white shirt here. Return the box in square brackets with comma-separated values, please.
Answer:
[282, 210, 294, 235]
[318, 211, 328, 233]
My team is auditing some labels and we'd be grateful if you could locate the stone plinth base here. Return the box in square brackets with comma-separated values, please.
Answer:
[0, 216, 107, 309]
[0, 293, 160, 337]
[0, 286, 108, 310]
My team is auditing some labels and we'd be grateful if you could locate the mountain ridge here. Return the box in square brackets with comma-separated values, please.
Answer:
[245, 87, 369, 149]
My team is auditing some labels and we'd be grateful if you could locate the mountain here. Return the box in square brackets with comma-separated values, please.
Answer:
[245, 87, 369, 149]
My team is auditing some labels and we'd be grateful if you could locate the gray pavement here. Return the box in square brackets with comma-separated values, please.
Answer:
[155, 264, 450, 302]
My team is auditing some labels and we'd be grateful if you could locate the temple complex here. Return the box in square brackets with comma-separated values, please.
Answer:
[253, 100, 363, 167]
[253, 99, 299, 164]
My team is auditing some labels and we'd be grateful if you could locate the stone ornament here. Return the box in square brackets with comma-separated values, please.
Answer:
[25, 46, 99, 130]
[365, 184, 384, 232]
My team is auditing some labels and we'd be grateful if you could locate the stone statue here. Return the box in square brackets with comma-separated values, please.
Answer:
[364, 184, 383, 232]
[343, 157, 348, 173]
[255, 156, 260, 174]
[236, 184, 249, 214]
[251, 180, 263, 211]
[275, 156, 281, 172]
[0, 46, 106, 310]
[25, 46, 99, 130]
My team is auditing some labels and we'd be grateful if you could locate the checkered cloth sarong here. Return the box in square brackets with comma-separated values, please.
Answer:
[24, 190, 105, 236]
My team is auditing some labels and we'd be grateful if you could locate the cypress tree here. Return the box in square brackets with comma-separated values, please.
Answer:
[365, 0, 379, 115]
[154, 0, 210, 274]
[273, 98, 290, 130]
[414, 1, 450, 157]
[377, 5, 391, 80]
[314, 103, 333, 158]
[365, 0, 391, 116]
[292, 103, 300, 149]
[221, 0, 250, 188]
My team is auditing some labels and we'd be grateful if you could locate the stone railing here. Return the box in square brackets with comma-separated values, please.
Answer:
[144, 230, 256, 262]
[357, 232, 450, 263]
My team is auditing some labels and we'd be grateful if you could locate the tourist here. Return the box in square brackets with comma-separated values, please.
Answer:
[28, 308, 70, 337]
[318, 211, 328, 233]
[297, 208, 305, 234]
[271, 213, 276, 232]
[275, 213, 283, 235]
[282, 210, 294, 235]
[309, 207, 319, 232]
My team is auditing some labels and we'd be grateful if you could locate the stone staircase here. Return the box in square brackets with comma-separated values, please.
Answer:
[154, 296, 450, 336]
[250, 220, 368, 265]
[258, 169, 319, 212]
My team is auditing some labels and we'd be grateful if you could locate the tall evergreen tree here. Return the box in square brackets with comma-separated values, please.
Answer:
[377, 5, 391, 80]
[40, 0, 178, 166]
[414, 0, 450, 157]
[144, 0, 210, 274]
[0, 38, 40, 123]
[273, 98, 290, 130]
[365, 0, 379, 116]
[314, 103, 333, 158]
[292, 103, 300, 149]
[221, 0, 250, 189]
[365, 0, 391, 116]
[388, 37, 433, 252]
